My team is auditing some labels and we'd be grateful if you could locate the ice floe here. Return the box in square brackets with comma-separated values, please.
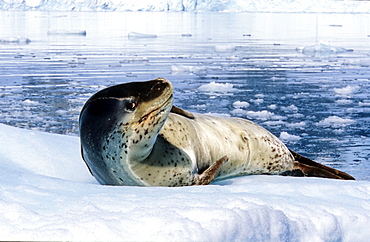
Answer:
[279, 131, 301, 142]
[233, 101, 250, 109]
[198, 81, 236, 93]
[0, 124, 369, 241]
[333, 85, 360, 96]
[317, 115, 355, 128]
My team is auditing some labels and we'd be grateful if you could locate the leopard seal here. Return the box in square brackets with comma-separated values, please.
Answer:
[79, 78, 355, 186]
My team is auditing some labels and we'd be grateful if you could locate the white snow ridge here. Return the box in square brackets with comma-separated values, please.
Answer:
[0, 123, 370, 241]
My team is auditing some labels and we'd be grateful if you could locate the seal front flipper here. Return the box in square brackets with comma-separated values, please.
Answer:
[193, 156, 228, 185]
[171, 105, 195, 119]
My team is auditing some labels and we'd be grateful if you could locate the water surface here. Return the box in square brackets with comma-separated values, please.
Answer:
[1, 11, 370, 179]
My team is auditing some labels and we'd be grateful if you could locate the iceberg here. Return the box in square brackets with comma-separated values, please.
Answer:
[1, 0, 370, 12]
[0, 123, 369, 241]
[300, 42, 353, 56]
[0, 37, 31, 44]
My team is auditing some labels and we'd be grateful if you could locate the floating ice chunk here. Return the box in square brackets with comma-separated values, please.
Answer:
[264, 120, 286, 127]
[246, 110, 274, 120]
[171, 65, 207, 75]
[333, 85, 360, 96]
[359, 100, 370, 106]
[119, 57, 149, 63]
[47, 30, 87, 36]
[292, 113, 304, 118]
[55, 109, 68, 115]
[301, 41, 352, 56]
[198, 82, 236, 93]
[22, 99, 39, 105]
[279, 132, 301, 142]
[233, 101, 250, 109]
[268, 104, 277, 110]
[286, 121, 306, 129]
[128, 32, 157, 38]
[0, 37, 31, 44]
[230, 108, 247, 116]
[317, 116, 355, 128]
[189, 104, 207, 110]
[336, 99, 353, 105]
[250, 98, 264, 105]
[225, 56, 240, 61]
[281, 104, 298, 112]
[214, 45, 235, 52]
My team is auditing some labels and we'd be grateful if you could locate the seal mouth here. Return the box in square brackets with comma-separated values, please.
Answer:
[136, 77, 173, 116]
[137, 93, 173, 124]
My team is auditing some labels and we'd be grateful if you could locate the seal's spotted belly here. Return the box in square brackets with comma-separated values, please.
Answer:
[160, 114, 294, 181]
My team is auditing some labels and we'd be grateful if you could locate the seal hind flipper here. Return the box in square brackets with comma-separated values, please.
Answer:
[171, 105, 195, 119]
[290, 149, 355, 180]
[292, 162, 346, 179]
[193, 156, 228, 185]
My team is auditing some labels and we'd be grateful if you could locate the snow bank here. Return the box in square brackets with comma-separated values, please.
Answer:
[1, 0, 370, 12]
[1, 123, 370, 241]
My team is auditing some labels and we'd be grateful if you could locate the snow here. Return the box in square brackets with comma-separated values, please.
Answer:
[2, 0, 370, 12]
[0, 124, 370, 241]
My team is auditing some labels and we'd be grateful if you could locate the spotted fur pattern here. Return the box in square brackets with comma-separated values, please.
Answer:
[80, 78, 296, 187]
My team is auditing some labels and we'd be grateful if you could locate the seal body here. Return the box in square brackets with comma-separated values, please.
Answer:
[79, 78, 354, 187]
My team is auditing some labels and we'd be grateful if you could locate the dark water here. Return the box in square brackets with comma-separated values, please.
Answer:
[1, 11, 370, 180]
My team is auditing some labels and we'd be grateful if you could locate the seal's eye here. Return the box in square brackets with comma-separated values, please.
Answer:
[125, 101, 137, 111]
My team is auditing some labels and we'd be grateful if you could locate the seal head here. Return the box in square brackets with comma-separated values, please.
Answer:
[79, 78, 173, 185]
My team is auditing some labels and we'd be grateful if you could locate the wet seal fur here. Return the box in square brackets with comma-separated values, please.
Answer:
[79, 78, 355, 186]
